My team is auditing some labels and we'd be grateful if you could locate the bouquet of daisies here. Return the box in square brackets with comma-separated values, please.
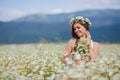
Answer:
[75, 37, 90, 55]
[72, 37, 90, 60]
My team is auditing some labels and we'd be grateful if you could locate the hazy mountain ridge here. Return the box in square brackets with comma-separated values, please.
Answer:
[0, 9, 120, 44]
[11, 9, 120, 25]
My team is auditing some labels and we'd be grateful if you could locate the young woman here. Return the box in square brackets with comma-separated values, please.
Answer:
[63, 16, 99, 64]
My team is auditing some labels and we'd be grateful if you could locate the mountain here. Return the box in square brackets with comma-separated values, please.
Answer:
[0, 9, 120, 44]
[12, 9, 120, 26]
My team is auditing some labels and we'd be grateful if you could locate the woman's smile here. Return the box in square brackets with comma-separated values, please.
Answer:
[76, 31, 82, 36]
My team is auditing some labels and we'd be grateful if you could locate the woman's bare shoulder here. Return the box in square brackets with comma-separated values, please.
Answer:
[68, 38, 76, 44]
[94, 42, 99, 45]
[65, 38, 76, 54]
[67, 38, 76, 47]
[93, 41, 99, 48]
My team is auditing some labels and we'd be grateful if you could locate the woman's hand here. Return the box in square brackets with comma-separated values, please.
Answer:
[86, 31, 91, 42]
[81, 54, 91, 61]
[85, 31, 93, 49]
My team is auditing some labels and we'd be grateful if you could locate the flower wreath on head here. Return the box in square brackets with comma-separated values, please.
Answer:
[69, 16, 92, 26]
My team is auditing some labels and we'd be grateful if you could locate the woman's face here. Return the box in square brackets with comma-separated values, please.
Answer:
[73, 23, 87, 37]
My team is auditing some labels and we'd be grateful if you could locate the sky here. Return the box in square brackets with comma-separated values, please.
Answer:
[0, 0, 120, 21]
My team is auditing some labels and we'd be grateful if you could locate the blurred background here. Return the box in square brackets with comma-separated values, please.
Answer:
[0, 0, 120, 44]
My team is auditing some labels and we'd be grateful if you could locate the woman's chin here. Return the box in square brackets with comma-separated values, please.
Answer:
[76, 33, 84, 37]
[77, 35, 83, 37]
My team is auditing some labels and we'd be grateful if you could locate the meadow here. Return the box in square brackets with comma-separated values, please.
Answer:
[0, 43, 120, 80]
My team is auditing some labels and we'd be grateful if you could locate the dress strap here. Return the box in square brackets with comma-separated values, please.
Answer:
[91, 40, 94, 49]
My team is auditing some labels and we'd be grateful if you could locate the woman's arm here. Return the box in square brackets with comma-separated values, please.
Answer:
[89, 42, 99, 61]
[63, 39, 74, 63]
[83, 31, 99, 61]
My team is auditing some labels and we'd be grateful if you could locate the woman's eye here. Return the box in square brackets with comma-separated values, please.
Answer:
[77, 27, 80, 29]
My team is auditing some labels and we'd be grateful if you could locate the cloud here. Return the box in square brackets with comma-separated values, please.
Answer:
[101, 0, 110, 4]
[0, 0, 120, 21]
[49, 9, 72, 14]
[0, 7, 27, 21]
[0, 7, 44, 21]
[68, 0, 120, 10]
[27, 9, 41, 14]
[50, 9, 63, 14]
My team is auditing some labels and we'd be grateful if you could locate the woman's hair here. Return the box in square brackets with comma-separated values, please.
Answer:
[69, 16, 91, 39]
